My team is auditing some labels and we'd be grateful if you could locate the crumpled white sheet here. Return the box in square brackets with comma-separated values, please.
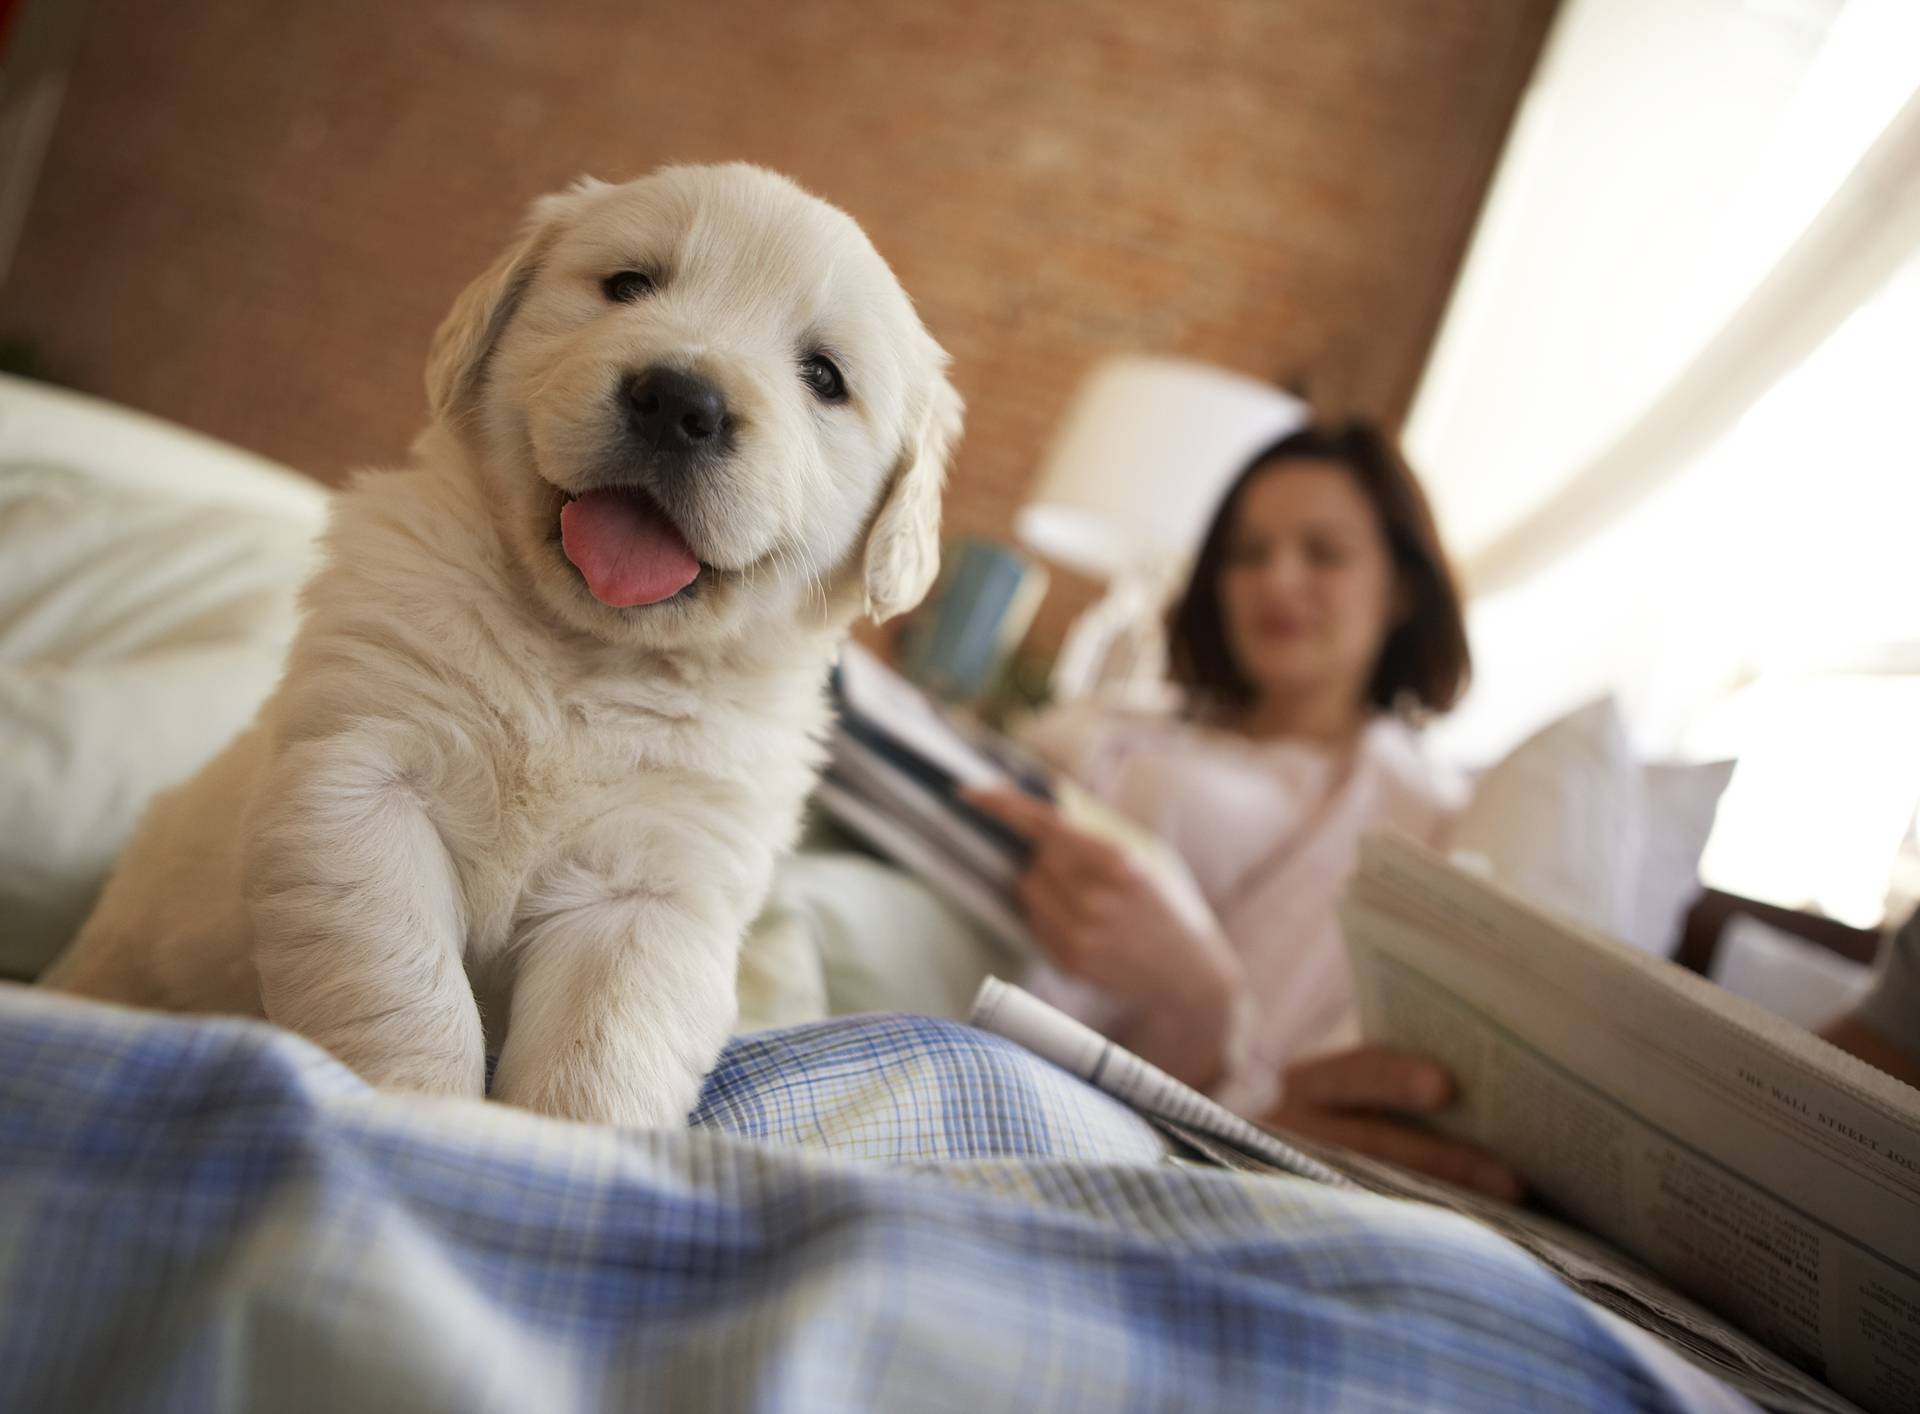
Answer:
[0, 377, 327, 979]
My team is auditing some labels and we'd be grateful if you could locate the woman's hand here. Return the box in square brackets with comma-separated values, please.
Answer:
[1265, 1046, 1524, 1201]
[966, 787, 1241, 1088]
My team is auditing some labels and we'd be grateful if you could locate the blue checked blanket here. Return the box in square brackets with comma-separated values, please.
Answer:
[0, 984, 1733, 1412]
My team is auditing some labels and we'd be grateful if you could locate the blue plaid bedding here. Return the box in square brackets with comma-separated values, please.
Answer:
[0, 985, 1731, 1412]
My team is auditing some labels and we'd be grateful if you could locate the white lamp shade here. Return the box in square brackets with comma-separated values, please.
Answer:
[1016, 356, 1308, 582]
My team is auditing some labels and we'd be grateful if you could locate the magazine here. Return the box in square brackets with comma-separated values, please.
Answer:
[819, 644, 1192, 954]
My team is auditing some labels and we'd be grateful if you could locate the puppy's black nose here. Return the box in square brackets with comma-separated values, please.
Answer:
[622, 367, 731, 453]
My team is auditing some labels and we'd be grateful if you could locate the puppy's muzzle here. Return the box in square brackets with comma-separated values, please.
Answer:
[621, 366, 734, 460]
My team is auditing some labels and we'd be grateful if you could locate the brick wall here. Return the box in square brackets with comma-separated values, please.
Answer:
[0, 0, 1554, 650]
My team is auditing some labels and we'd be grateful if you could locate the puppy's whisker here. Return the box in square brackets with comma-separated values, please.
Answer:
[771, 541, 819, 614]
[525, 361, 575, 406]
[774, 537, 822, 608]
[800, 541, 830, 611]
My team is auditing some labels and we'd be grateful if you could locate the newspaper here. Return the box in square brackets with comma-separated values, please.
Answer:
[969, 975, 1877, 1414]
[1342, 833, 1920, 1414]
[969, 977, 1355, 1188]
[819, 645, 1195, 956]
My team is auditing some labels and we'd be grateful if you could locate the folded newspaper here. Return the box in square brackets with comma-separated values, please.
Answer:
[973, 831, 1920, 1414]
[819, 644, 1193, 954]
[1337, 833, 1920, 1414]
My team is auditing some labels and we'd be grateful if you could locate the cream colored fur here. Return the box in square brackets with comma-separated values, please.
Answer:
[46, 164, 961, 1126]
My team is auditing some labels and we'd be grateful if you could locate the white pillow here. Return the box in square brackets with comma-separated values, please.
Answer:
[1451, 698, 1646, 940]
[0, 451, 324, 980]
[1708, 913, 1874, 1029]
[0, 376, 331, 980]
[1631, 760, 1734, 957]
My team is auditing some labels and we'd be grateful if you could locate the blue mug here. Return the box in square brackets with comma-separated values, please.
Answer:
[896, 537, 1049, 705]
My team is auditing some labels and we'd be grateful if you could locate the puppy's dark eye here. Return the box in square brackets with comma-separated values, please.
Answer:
[602, 270, 656, 303]
[800, 354, 847, 403]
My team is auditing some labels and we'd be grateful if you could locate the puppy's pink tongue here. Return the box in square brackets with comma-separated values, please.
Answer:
[559, 489, 700, 607]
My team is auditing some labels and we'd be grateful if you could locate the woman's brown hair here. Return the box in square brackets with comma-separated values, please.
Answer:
[1167, 420, 1470, 719]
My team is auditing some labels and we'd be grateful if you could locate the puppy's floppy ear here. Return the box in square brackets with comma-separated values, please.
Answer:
[425, 177, 610, 424]
[863, 367, 963, 624]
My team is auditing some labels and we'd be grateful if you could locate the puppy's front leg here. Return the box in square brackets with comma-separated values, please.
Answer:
[246, 731, 485, 1098]
[492, 832, 754, 1128]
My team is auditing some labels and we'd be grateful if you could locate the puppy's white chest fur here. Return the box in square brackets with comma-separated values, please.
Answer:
[307, 469, 830, 999]
[447, 654, 830, 1026]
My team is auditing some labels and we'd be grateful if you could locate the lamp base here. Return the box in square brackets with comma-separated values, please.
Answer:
[1050, 572, 1180, 710]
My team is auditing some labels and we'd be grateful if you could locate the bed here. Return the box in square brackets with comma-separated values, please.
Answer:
[0, 373, 1756, 1411]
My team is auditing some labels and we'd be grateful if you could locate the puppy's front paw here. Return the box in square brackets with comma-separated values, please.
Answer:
[490, 887, 740, 1129]
[492, 1052, 708, 1129]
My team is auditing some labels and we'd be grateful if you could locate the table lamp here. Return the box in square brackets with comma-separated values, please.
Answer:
[1016, 356, 1307, 703]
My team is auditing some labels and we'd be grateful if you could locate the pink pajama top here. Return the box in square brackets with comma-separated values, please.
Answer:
[1017, 702, 1466, 1116]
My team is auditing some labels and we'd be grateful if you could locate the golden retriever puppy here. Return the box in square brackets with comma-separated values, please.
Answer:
[48, 164, 961, 1126]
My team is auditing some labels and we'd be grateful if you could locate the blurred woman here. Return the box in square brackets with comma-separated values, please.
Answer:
[972, 420, 1471, 1113]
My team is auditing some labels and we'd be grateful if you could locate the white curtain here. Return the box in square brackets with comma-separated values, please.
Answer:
[1404, 0, 1920, 921]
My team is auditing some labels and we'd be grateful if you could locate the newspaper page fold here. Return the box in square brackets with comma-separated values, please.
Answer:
[1342, 833, 1919, 1414]
[971, 976, 1873, 1414]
